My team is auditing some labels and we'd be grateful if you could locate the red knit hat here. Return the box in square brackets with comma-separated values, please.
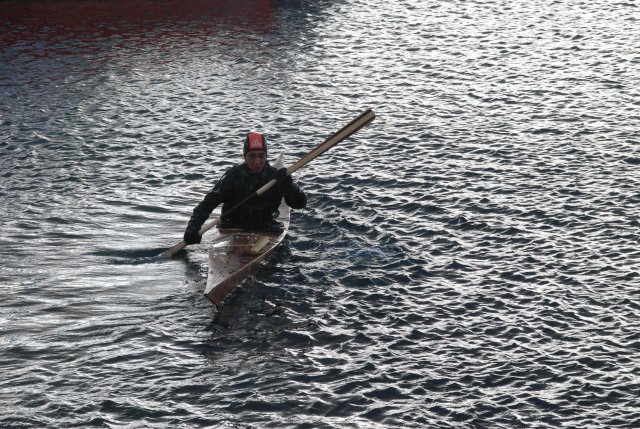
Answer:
[243, 132, 267, 156]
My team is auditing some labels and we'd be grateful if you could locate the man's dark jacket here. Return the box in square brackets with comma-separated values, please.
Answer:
[187, 162, 307, 231]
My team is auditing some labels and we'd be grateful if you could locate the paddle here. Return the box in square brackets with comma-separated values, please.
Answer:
[162, 108, 376, 257]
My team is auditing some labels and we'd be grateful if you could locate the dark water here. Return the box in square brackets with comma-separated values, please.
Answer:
[2, 0, 639, 427]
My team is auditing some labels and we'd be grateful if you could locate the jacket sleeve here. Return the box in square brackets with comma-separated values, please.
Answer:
[187, 190, 223, 230]
[282, 180, 307, 209]
[186, 170, 230, 230]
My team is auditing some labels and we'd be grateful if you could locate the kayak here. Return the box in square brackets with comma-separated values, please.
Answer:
[203, 154, 290, 305]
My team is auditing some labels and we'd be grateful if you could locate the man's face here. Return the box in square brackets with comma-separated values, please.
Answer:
[245, 151, 267, 174]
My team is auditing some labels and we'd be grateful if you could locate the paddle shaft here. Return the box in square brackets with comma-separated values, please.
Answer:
[163, 108, 376, 257]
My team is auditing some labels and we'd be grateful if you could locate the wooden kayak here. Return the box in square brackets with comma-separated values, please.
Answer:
[203, 154, 291, 305]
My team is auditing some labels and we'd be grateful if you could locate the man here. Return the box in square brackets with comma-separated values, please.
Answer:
[183, 132, 307, 245]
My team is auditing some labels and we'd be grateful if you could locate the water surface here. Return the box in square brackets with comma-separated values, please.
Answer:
[1, 0, 639, 427]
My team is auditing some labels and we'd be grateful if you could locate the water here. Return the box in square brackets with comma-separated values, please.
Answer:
[1, 0, 639, 427]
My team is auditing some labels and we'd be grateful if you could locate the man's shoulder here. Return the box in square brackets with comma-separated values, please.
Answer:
[222, 163, 249, 178]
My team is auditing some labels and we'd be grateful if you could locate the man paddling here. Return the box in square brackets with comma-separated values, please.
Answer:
[183, 132, 307, 245]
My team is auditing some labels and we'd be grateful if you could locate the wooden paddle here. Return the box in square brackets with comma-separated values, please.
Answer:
[162, 108, 376, 257]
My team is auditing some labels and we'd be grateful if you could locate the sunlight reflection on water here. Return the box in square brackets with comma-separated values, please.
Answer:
[1, 0, 639, 427]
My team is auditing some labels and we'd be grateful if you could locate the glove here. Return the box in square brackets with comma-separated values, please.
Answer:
[274, 168, 293, 187]
[183, 226, 202, 245]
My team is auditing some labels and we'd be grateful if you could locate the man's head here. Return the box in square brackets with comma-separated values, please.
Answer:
[244, 132, 268, 173]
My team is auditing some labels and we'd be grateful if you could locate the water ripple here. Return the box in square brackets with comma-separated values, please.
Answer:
[2, 0, 640, 427]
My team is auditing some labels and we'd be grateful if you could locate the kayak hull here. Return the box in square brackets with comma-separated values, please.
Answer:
[204, 209, 289, 305]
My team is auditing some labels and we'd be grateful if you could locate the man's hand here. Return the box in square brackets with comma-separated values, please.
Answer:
[275, 168, 292, 187]
[183, 226, 202, 245]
